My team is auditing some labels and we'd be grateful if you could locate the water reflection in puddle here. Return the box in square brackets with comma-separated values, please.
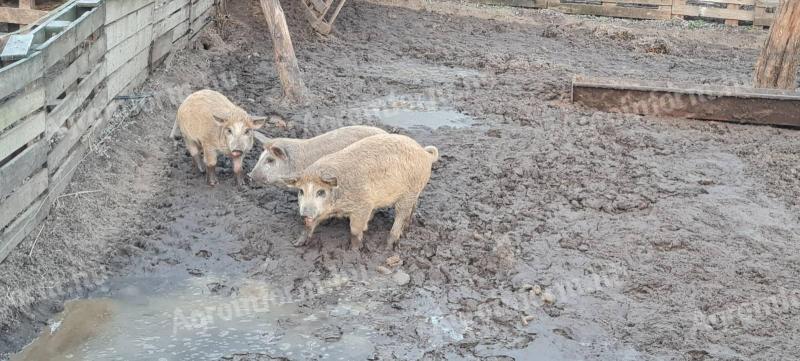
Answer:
[12, 275, 377, 361]
[365, 96, 474, 131]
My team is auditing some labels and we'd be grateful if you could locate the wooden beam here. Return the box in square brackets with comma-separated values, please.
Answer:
[0, 7, 48, 24]
[754, 0, 800, 89]
[572, 76, 800, 127]
[259, 0, 308, 102]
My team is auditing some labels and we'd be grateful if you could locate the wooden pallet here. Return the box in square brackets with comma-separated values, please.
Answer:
[300, 0, 347, 34]
[671, 0, 755, 26]
[547, 0, 673, 20]
[754, 0, 779, 27]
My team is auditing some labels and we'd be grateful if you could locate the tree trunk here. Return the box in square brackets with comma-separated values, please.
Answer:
[753, 0, 800, 90]
[259, 0, 308, 102]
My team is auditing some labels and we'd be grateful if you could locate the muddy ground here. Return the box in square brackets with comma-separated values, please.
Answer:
[2, 0, 800, 360]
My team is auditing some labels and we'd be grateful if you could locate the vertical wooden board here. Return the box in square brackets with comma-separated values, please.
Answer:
[0, 168, 48, 231]
[190, 5, 214, 34]
[0, 51, 43, 101]
[45, 32, 107, 104]
[49, 135, 88, 200]
[106, 23, 153, 74]
[0, 85, 45, 132]
[0, 110, 44, 161]
[48, 84, 109, 168]
[105, 0, 153, 24]
[0, 196, 50, 263]
[0, 139, 46, 200]
[47, 60, 107, 136]
[105, 2, 154, 50]
[106, 48, 149, 100]
[151, 28, 175, 66]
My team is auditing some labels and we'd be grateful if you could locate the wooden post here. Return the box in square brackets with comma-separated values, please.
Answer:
[259, 0, 308, 102]
[753, 0, 800, 90]
[19, 0, 35, 9]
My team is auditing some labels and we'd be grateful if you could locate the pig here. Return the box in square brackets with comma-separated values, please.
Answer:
[283, 134, 439, 250]
[171, 89, 275, 187]
[248, 125, 387, 186]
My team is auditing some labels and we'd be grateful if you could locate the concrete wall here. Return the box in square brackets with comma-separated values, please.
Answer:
[0, 0, 217, 263]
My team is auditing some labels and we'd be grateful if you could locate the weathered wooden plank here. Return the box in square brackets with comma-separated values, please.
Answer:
[0, 110, 44, 161]
[0, 139, 46, 200]
[572, 76, 800, 127]
[0, 195, 50, 263]
[154, 3, 189, 38]
[105, 0, 152, 24]
[0, 85, 44, 132]
[171, 18, 190, 42]
[106, 47, 149, 100]
[45, 32, 106, 104]
[474, 0, 547, 8]
[105, 2, 154, 50]
[47, 61, 106, 137]
[0, 51, 43, 101]
[155, 0, 190, 22]
[106, 23, 152, 75]
[0, 7, 48, 24]
[549, 2, 672, 20]
[190, 5, 214, 34]
[192, 0, 214, 20]
[48, 84, 108, 168]
[1, 34, 34, 62]
[672, 4, 755, 21]
[39, 4, 105, 69]
[0, 168, 47, 232]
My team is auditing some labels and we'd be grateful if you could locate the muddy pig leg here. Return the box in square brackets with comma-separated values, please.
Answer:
[203, 147, 218, 186]
[387, 197, 417, 249]
[349, 209, 372, 251]
[293, 220, 318, 247]
[187, 140, 205, 174]
[232, 155, 245, 188]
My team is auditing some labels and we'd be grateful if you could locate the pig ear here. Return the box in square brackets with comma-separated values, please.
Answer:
[281, 176, 299, 187]
[320, 173, 338, 188]
[269, 145, 287, 160]
[212, 114, 227, 126]
[250, 116, 267, 129]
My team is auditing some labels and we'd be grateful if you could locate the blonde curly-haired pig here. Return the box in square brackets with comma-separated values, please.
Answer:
[171, 89, 275, 187]
[248, 125, 387, 186]
[283, 134, 439, 250]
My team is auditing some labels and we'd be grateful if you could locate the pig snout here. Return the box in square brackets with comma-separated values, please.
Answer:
[231, 150, 243, 158]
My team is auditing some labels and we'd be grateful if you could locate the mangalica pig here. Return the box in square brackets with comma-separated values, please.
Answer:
[248, 125, 387, 186]
[283, 134, 439, 250]
[171, 89, 274, 187]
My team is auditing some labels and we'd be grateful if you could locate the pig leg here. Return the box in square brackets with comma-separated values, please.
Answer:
[186, 140, 205, 174]
[232, 156, 244, 187]
[349, 209, 372, 251]
[387, 197, 417, 249]
[203, 147, 218, 186]
[293, 221, 318, 247]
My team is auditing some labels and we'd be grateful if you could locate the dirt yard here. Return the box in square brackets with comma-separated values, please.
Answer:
[2, 0, 800, 360]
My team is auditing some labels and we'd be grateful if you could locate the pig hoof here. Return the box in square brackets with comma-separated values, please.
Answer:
[293, 235, 308, 247]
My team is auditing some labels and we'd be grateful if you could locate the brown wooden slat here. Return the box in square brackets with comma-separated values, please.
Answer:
[0, 7, 48, 24]
[572, 76, 800, 127]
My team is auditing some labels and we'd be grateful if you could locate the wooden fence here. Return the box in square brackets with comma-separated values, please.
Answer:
[0, 0, 216, 263]
[478, 0, 781, 27]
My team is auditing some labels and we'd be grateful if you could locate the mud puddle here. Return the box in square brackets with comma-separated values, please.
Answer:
[364, 95, 475, 131]
[12, 273, 378, 361]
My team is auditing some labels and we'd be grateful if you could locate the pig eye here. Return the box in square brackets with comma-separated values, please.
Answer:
[298, 189, 304, 197]
[245, 129, 251, 135]
[227, 128, 233, 134]
[267, 158, 275, 164]
[316, 190, 326, 197]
